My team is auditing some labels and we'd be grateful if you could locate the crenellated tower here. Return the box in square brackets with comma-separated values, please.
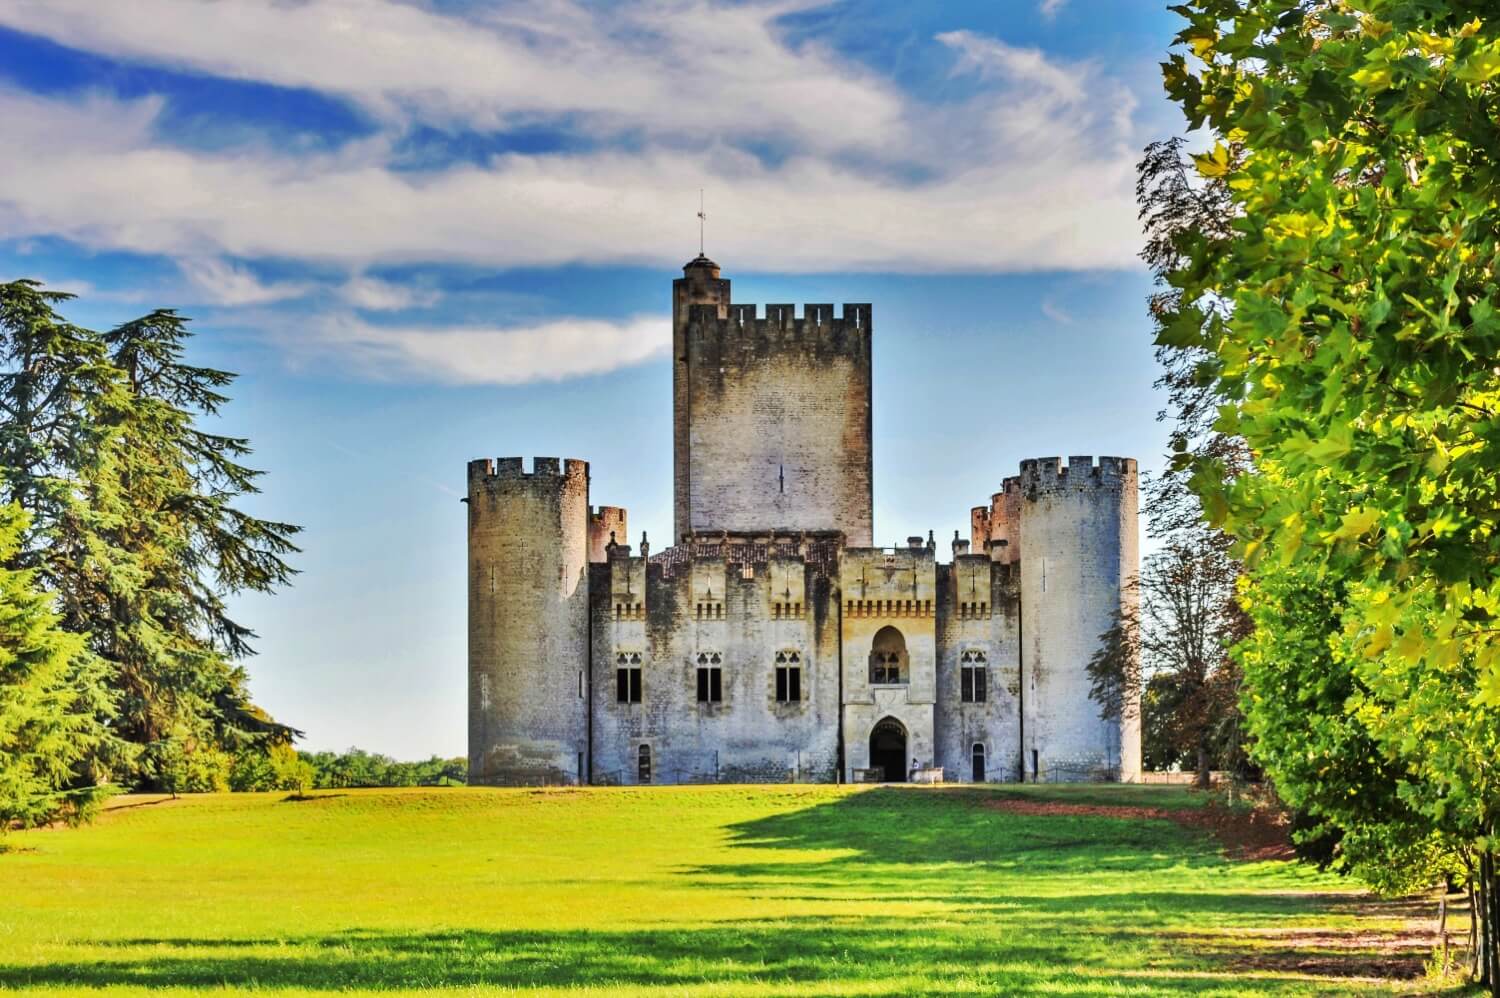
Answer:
[465, 253, 1142, 788]
[673, 257, 873, 545]
[1016, 456, 1140, 782]
[467, 457, 592, 785]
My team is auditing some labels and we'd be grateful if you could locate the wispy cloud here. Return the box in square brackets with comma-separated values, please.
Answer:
[303, 313, 670, 385]
[1040, 299, 1074, 324]
[0, 0, 905, 156]
[177, 257, 313, 306]
[339, 275, 442, 311]
[1039, 0, 1068, 20]
[0, 2, 1150, 383]
[0, 80, 1140, 274]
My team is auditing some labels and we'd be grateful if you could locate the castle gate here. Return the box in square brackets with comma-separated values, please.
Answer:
[869, 717, 908, 783]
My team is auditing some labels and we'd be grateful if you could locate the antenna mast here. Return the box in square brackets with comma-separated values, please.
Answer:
[697, 189, 706, 256]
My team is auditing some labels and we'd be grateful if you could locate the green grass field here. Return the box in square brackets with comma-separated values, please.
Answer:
[0, 784, 1459, 996]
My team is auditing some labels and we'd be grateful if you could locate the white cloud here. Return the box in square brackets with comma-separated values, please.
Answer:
[0, 0, 904, 157]
[0, 2, 1152, 392]
[177, 257, 313, 305]
[307, 313, 670, 385]
[0, 83, 1141, 274]
[1039, 0, 1068, 20]
[1040, 299, 1074, 324]
[936, 30, 1085, 104]
[340, 275, 442, 311]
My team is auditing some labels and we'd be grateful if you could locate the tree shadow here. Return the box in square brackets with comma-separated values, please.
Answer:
[9, 787, 1432, 993]
[0, 923, 1369, 994]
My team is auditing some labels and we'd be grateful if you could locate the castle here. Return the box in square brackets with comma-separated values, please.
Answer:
[466, 255, 1141, 786]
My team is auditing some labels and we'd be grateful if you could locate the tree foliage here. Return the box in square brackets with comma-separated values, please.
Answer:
[1160, 1, 1500, 987]
[0, 280, 300, 795]
[0, 493, 112, 829]
[1089, 533, 1249, 787]
[298, 749, 467, 789]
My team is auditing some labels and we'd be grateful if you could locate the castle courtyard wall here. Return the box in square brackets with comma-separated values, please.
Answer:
[933, 553, 1022, 783]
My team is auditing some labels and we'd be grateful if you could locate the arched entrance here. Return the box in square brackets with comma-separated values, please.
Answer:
[869, 717, 908, 782]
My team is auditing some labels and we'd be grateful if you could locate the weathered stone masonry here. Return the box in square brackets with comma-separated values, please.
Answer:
[466, 256, 1140, 786]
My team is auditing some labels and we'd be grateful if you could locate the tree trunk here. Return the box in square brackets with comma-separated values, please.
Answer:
[1471, 878, 1481, 982]
[1194, 743, 1211, 790]
[1439, 888, 1448, 975]
[1482, 844, 1500, 997]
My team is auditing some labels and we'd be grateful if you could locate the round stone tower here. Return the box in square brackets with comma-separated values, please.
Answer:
[1018, 456, 1140, 782]
[467, 456, 591, 785]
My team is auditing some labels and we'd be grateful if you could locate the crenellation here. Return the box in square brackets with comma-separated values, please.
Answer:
[468, 255, 1138, 788]
[686, 307, 873, 357]
[469, 456, 589, 483]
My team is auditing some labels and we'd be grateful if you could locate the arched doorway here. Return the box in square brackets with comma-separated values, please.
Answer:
[869, 717, 907, 782]
[971, 742, 986, 783]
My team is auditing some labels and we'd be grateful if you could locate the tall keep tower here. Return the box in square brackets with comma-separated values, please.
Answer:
[672, 256, 874, 544]
[1017, 456, 1141, 782]
[467, 457, 591, 785]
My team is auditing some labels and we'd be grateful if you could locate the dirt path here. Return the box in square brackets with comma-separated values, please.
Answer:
[983, 797, 1294, 860]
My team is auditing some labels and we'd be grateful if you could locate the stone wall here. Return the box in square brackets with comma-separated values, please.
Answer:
[672, 257, 732, 543]
[1017, 456, 1141, 782]
[933, 552, 1022, 783]
[467, 457, 591, 785]
[590, 542, 841, 786]
[587, 505, 627, 564]
[838, 541, 937, 780]
[678, 296, 873, 546]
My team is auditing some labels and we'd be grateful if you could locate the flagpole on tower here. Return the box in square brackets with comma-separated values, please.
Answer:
[697, 189, 706, 256]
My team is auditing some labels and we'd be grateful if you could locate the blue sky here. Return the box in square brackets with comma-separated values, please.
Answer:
[0, 0, 1189, 759]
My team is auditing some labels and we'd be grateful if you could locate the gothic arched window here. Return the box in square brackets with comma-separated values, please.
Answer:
[869, 626, 908, 685]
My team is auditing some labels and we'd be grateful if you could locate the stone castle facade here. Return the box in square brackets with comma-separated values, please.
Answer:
[466, 255, 1141, 786]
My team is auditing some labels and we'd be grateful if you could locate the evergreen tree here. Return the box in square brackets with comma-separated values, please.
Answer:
[0, 493, 111, 829]
[0, 280, 300, 792]
[100, 311, 301, 787]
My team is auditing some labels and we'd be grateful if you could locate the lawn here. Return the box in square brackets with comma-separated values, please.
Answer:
[0, 784, 1460, 996]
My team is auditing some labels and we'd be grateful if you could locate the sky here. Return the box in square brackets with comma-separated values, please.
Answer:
[0, 0, 1191, 759]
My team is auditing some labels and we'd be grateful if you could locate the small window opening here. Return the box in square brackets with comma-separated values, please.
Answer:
[961, 650, 988, 703]
[615, 652, 642, 703]
[775, 650, 802, 703]
[638, 744, 652, 784]
[869, 625, 908, 685]
[696, 652, 723, 703]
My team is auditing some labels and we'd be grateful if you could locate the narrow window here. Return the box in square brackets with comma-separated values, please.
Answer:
[696, 652, 722, 703]
[972, 743, 986, 782]
[775, 651, 802, 703]
[961, 650, 988, 703]
[616, 652, 642, 704]
[578, 670, 584, 699]
[638, 744, 651, 784]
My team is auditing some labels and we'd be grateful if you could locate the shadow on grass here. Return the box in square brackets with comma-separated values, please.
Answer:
[8, 789, 1436, 994]
[0, 922, 1415, 995]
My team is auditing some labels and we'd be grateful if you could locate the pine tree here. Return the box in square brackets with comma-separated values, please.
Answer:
[0, 493, 111, 829]
[0, 280, 300, 792]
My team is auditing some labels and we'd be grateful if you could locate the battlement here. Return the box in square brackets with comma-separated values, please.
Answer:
[684, 302, 871, 353]
[468, 456, 589, 486]
[649, 530, 844, 580]
[1019, 456, 1137, 495]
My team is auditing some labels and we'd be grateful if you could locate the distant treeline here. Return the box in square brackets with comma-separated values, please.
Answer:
[228, 747, 466, 792]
